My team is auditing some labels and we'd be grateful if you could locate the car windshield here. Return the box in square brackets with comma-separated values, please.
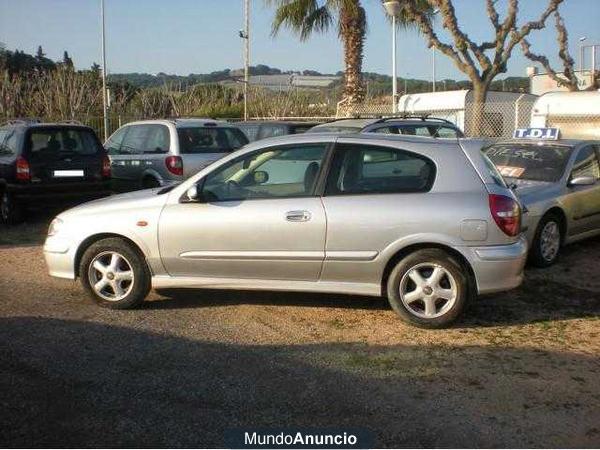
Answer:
[485, 143, 573, 183]
[177, 127, 248, 154]
[27, 128, 100, 156]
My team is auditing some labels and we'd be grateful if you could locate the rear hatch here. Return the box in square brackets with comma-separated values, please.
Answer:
[177, 126, 248, 178]
[24, 126, 106, 184]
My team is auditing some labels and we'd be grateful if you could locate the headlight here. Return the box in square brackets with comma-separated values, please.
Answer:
[47, 217, 64, 237]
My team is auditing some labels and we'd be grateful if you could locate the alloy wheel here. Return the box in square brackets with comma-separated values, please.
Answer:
[540, 221, 560, 263]
[88, 251, 135, 301]
[399, 262, 458, 319]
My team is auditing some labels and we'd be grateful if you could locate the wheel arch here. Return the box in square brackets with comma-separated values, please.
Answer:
[380, 242, 477, 298]
[74, 233, 149, 278]
[541, 207, 568, 243]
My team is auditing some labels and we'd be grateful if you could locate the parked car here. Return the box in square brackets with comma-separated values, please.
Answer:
[0, 119, 111, 224]
[44, 133, 526, 328]
[485, 128, 600, 267]
[306, 116, 464, 138]
[105, 118, 249, 191]
[235, 121, 322, 142]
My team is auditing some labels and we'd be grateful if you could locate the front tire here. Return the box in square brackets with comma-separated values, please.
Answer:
[530, 213, 563, 268]
[79, 238, 151, 309]
[386, 249, 469, 328]
[0, 190, 24, 225]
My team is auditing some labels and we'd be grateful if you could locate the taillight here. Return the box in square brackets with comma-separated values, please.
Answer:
[489, 194, 521, 237]
[16, 156, 30, 182]
[165, 155, 183, 176]
[101, 155, 111, 178]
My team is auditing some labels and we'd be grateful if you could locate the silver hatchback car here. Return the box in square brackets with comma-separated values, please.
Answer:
[105, 118, 248, 191]
[44, 133, 527, 327]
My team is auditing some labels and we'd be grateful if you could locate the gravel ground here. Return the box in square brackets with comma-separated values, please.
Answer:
[0, 215, 599, 448]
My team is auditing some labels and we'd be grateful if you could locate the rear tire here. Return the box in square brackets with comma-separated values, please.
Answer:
[142, 177, 160, 189]
[386, 249, 469, 328]
[529, 213, 563, 268]
[79, 238, 151, 309]
[0, 190, 24, 225]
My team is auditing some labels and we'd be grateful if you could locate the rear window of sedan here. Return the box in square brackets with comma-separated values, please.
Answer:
[177, 127, 248, 154]
[485, 143, 573, 183]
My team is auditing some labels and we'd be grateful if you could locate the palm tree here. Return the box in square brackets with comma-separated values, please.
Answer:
[268, 0, 432, 107]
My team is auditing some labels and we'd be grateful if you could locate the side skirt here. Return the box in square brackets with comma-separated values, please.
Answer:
[151, 276, 382, 297]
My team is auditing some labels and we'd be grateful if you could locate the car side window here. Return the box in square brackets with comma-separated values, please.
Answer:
[144, 125, 170, 154]
[105, 126, 129, 155]
[572, 146, 600, 180]
[0, 130, 11, 155]
[325, 144, 436, 195]
[258, 124, 287, 139]
[372, 126, 399, 135]
[433, 126, 460, 138]
[120, 125, 150, 155]
[200, 143, 328, 202]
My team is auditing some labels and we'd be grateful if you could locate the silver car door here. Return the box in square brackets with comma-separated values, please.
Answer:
[566, 145, 600, 236]
[158, 142, 329, 281]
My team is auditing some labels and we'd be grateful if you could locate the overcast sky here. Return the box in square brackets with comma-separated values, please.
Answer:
[1, 0, 598, 80]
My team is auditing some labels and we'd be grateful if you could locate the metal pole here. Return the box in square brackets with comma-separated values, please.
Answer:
[100, 0, 109, 141]
[432, 46, 436, 92]
[580, 44, 585, 73]
[392, 15, 397, 113]
[243, 0, 249, 121]
[592, 45, 597, 85]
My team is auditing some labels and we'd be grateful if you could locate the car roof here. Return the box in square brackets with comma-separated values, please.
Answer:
[244, 130, 461, 148]
[490, 138, 595, 148]
[1, 120, 92, 130]
[311, 118, 379, 129]
[124, 118, 237, 128]
[235, 120, 321, 126]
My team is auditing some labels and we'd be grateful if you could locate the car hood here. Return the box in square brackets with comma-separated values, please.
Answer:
[59, 187, 168, 218]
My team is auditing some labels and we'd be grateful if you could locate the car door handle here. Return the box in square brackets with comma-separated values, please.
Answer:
[285, 210, 311, 222]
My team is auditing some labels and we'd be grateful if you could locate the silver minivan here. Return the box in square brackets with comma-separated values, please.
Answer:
[105, 119, 248, 191]
[45, 133, 527, 328]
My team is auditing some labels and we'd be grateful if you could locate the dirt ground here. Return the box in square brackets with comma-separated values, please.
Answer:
[0, 212, 599, 448]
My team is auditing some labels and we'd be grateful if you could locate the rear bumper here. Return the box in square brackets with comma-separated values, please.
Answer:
[8, 181, 112, 203]
[463, 236, 528, 295]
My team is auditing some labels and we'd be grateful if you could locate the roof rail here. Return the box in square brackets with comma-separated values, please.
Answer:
[1, 118, 41, 127]
[372, 114, 456, 126]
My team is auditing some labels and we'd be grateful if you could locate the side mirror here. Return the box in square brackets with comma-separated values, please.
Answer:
[569, 176, 596, 187]
[253, 170, 269, 184]
[185, 185, 201, 202]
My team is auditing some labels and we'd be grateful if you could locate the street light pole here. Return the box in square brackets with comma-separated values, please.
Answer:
[243, 0, 250, 121]
[100, 0, 109, 141]
[383, 1, 401, 114]
[392, 14, 397, 113]
[432, 46, 436, 92]
[580, 36, 587, 73]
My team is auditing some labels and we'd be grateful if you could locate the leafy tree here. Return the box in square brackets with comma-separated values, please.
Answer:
[62, 51, 74, 69]
[401, 0, 563, 134]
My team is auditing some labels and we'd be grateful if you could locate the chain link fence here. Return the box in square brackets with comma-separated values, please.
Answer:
[9, 99, 600, 141]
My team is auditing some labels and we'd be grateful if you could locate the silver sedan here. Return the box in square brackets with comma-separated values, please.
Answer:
[486, 139, 600, 267]
[44, 133, 527, 328]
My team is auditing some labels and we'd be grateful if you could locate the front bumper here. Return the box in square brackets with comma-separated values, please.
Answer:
[44, 236, 76, 279]
[462, 236, 528, 295]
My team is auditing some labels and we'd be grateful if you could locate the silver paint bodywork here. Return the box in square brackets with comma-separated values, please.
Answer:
[106, 119, 243, 188]
[492, 139, 600, 246]
[45, 134, 527, 298]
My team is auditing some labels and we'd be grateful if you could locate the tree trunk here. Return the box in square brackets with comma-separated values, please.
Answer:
[470, 82, 490, 137]
[340, 3, 366, 107]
